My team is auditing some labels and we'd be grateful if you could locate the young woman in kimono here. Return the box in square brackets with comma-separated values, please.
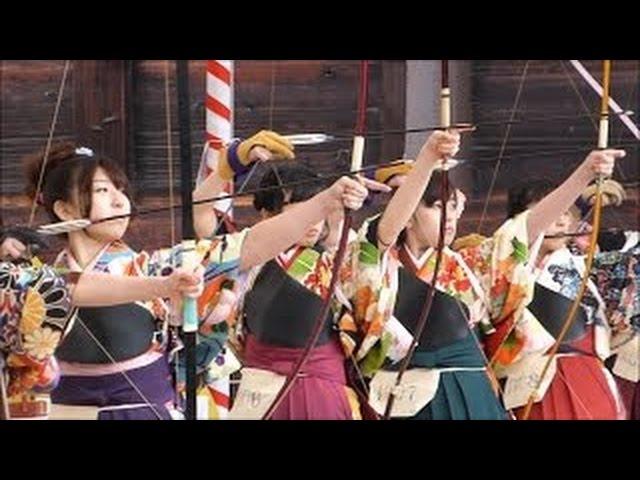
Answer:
[360, 130, 624, 420]
[0, 225, 204, 419]
[593, 231, 639, 419]
[496, 180, 624, 419]
[571, 180, 638, 419]
[21, 135, 372, 420]
[194, 132, 400, 420]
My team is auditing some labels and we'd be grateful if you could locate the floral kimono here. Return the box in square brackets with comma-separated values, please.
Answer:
[498, 246, 621, 420]
[229, 227, 392, 420]
[363, 212, 535, 420]
[0, 261, 75, 418]
[592, 233, 639, 419]
[50, 231, 248, 420]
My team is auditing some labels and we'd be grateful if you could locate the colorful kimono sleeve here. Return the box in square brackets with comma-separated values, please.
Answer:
[146, 229, 248, 280]
[457, 211, 536, 366]
[146, 230, 248, 385]
[337, 215, 397, 376]
[0, 262, 75, 396]
[593, 248, 639, 340]
[203, 229, 248, 277]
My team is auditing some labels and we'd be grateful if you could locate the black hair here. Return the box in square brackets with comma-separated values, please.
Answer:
[506, 179, 555, 219]
[253, 162, 327, 214]
[396, 171, 460, 246]
[419, 170, 458, 207]
[23, 141, 133, 223]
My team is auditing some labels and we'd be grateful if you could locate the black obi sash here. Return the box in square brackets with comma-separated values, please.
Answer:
[394, 265, 471, 352]
[56, 303, 157, 364]
[243, 260, 335, 349]
[528, 283, 588, 344]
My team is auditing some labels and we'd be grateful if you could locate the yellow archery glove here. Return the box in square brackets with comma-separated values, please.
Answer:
[374, 159, 414, 186]
[452, 233, 487, 251]
[581, 179, 626, 207]
[238, 130, 294, 162]
[218, 130, 295, 181]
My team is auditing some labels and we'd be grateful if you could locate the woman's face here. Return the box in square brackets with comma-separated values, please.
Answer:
[83, 167, 131, 242]
[408, 191, 460, 248]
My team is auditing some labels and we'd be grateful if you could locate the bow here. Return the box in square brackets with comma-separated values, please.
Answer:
[474, 60, 635, 419]
[519, 60, 612, 420]
[261, 60, 371, 420]
[4, 61, 166, 419]
[381, 60, 452, 419]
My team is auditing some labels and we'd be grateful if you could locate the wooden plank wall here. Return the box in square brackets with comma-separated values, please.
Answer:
[0, 60, 405, 255]
[131, 60, 391, 195]
[0, 61, 76, 195]
[1, 60, 637, 256]
[465, 60, 639, 234]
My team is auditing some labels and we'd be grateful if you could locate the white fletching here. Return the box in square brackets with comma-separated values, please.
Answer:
[283, 133, 333, 146]
[37, 219, 92, 235]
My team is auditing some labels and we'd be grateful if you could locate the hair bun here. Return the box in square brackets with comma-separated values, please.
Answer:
[23, 141, 79, 198]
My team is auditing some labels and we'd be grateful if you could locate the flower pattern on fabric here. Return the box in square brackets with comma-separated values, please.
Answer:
[346, 214, 533, 378]
[548, 264, 582, 298]
[360, 212, 535, 374]
[19, 288, 46, 335]
[52, 232, 249, 407]
[0, 232, 246, 413]
[491, 246, 612, 379]
[150, 233, 246, 386]
[0, 262, 74, 397]
[55, 231, 247, 346]
[23, 327, 61, 361]
[228, 225, 393, 378]
[460, 229, 531, 329]
[414, 251, 477, 305]
[303, 257, 333, 300]
[545, 263, 600, 319]
[346, 229, 398, 372]
[592, 243, 640, 341]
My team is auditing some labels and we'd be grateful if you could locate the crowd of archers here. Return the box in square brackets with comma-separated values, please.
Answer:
[0, 125, 637, 421]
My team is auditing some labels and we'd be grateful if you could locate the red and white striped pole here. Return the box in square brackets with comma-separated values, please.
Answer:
[198, 60, 234, 419]
[197, 60, 234, 217]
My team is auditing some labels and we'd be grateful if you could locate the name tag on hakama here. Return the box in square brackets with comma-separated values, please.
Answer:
[368, 368, 440, 417]
[503, 354, 557, 410]
[613, 335, 639, 383]
[228, 368, 287, 420]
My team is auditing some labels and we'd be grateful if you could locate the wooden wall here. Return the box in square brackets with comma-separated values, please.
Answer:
[1, 60, 637, 258]
[464, 60, 639, 234]
[0, 60, 405, 255]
